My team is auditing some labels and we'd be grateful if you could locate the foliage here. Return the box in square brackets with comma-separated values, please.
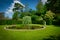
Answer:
[46, 0, 60, 13]
[44, 10, 55, 25]
[20, 12, 31, 18]
[22, 16, 32, 29]
[45, 10, 55, 20]
[12, 11, 20, 20]
[29, 9, 36, 16]
[36, 0, 43, 13]
[53, 15, 60, 25]
[0, 20, 22, 25]
[13, 3, 23, 12]
[31, 15, 43, 24]
[3, 0, 60, 26]
[36, 1, 43, 16]
[12, 3, 24, 20]
[22, 16, 32, 25]
[36, 0, 47, 16]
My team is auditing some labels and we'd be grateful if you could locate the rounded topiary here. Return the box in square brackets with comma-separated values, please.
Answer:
[22, 16, 32, 27]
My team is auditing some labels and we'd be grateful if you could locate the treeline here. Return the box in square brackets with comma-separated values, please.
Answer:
[0, 0, 60, 25]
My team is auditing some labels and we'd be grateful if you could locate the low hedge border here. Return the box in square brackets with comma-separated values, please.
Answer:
[4, 24, 46, 31]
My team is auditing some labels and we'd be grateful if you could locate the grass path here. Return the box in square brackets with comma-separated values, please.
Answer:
[0, 25, 60, 40]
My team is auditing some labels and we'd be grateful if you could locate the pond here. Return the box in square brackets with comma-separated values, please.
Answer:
[4, 24, 45, 31]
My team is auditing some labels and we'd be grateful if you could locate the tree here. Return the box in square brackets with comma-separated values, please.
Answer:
[13, 3, 23, 12]
[46, 0, 60, 13]
[12, 2, 24, 20]
[36, 0, 43, 16]
[12, 11, 20, 20]
[44, 10, 55, 25]
[36, 0, 47, 16]
[22, 16, 32, 28]
[22, 16, 32, 24]
[36, 0, 47, 25]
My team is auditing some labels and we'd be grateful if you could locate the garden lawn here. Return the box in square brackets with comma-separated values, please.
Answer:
[0, 25, 60, 40]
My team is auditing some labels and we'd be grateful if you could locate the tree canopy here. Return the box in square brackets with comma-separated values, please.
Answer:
[46, 0, 60, 13]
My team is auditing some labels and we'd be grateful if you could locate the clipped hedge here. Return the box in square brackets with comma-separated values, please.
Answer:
[0, 20, 22, 25]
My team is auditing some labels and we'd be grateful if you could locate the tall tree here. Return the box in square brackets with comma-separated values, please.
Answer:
[46, 0, 60, 13]
[36, 0, 43, 16]
[12, 11, 20, 20]
[12, 2, 24, 20]
[44, 10, 55, 25]
[13, 3, 24, 12]
[36, 0, 47, 16]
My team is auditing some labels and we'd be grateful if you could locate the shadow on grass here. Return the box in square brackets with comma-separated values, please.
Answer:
[54, 25, 60, 27]
[43, 35, 60, 40]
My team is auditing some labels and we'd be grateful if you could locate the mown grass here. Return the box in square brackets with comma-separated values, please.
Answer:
[0, 25, 60, 40]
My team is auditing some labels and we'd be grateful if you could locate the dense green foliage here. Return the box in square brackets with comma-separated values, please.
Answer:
[45, 0, 60, 25]
[20, 12, 31, 18]
[46, 0, 60, 13]
[0, 0, 59, 26]
[36, 0, 47, 16]
[31, 15, 43, 24]
[44, 10, 55, 25]
[22, 16, 32, 24]
[0, 20, 22, 25]
[12, 11, 20, 20]
[53, 15, 60, 25]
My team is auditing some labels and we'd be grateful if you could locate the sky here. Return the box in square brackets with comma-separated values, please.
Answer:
[0, 0, 47, 18]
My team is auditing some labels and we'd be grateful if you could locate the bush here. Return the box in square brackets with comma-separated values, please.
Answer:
[31, 15, 43, 24]
[46, 19, 52, 25]
[44, 10, 55, 25]
[22, 16, 32, 25]
[22, 16, 32, 29]
[53, 15, 60, 26]
[0, 20, 22, 25]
